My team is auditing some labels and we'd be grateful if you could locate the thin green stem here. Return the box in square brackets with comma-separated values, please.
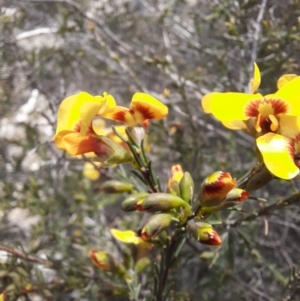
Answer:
[155, 233, 184, 301]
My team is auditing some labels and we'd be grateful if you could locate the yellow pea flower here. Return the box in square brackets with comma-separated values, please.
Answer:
[202, 64, 300, 136]
[202, 64, 300, 180]
[55, 92, 108, 155]
[55, 92, 131, 165]
[101, 92, 168, 127]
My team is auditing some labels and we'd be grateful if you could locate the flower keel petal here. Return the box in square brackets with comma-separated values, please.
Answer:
[256, 133, 299, 179]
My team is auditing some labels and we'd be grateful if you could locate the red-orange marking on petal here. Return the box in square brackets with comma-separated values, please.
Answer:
[140, 231, 152, 241]
[113, 110, 127, 123]
[201, 230, 222, 246]
[135, 200, 145, 212]
[133, 103, 156, 120]
[228, 190, 249, 202]
[73, 121, 81, 132]
[244, 98, 288, 118]
[143, 119, 149, 128]
[238, 190, 250, 202]
[73, 120, 95, 134]
[204, 172, 236, 196]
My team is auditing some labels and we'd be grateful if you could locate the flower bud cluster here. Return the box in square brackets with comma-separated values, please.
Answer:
[118, 167, 249, 247]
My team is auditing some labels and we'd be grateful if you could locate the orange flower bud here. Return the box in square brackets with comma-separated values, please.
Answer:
[168, 165, 184, 196]
[88, 250, 128, 277]
[88, 250, 116, 271]
[199, 171, 236, 207]
[121, 192, 148, 211]
[100, 180, 134, 193]
[140, 213, 173, 241]
[200, 188, 249, 214]
[225, 188, 249, 203]
[188, 221, 222, 246]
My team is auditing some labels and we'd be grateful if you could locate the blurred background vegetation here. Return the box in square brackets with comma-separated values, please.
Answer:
[1, 0, 300, 300]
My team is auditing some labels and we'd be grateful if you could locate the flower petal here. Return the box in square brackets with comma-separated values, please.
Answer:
[98, 92, 117, 114]
[279, 115, 300, 138]
[256, 133, 299, 179]
[56, 92, 104, 135]
[208, 92, 263, 121]
[54, 130, 74, 150]
[222, 120, 248, 130]
[80, 100, 105, 136]
[201, 92, 218, 113]
[110, 229, 142, 245]
[275, 76, 300, 115]
[102, 106, 135, 126]
[250, 62, 261, 93]
[131, 92, 168, 123]
[61, 133, 104, 156]
[92, 118, 107, 135]
[277, 74, 298, 90]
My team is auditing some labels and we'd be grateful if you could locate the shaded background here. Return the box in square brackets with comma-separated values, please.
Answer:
[1, 0, 300, 300]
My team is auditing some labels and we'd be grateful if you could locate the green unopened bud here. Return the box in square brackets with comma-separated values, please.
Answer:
[94, 136, 132, 166]
[88, 250, 127, 275]
[140, 213, 173, 241]
[100, 180, 134, 193]
[135, 257, 151, 274]
[179, 172, 194, 203]
[239, 163, 272, 191]
[198, 171, 236, 207]
[187, 221, 222, 246]
[121, 192, 148, 211]
[137, 193, 192, 216]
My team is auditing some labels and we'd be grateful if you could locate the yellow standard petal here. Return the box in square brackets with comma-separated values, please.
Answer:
[208, 92, 263, 122]
[131, 92, 168, 124]
[56, 92, 105, 135]
[256, 133, 299, 180]
[79, 100, 105, 137]
[98, 92, 117, 115]
[201, 92, 219, 113]
[110, 229, 142, 245]
[274, 76, 300, 115]
[250, 62, 261, 93]
[277, 74, 298, 90]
